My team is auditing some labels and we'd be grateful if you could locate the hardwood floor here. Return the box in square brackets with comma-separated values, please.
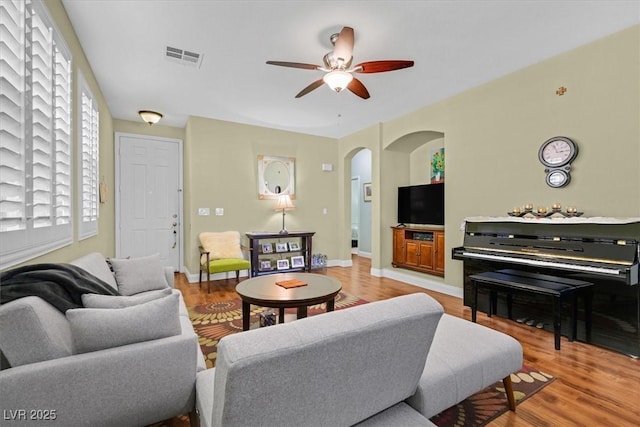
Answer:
[176, 256, 640, 427]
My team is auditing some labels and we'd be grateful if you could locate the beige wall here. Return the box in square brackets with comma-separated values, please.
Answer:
[183, 117, 340, 274]
[113, 120, 185, 142]
[380, 25, 640, 287]
[23, 3, 639, 295]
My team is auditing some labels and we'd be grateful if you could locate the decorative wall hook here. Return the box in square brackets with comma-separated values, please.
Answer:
[556, 86, 567, 96]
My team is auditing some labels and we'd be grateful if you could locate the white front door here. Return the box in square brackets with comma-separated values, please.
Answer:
[115, 133, 182, 271]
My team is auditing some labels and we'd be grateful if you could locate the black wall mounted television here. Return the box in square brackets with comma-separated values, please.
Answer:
[397, 183, 444, 226]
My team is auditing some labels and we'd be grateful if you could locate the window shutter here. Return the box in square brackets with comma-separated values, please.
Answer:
[54, 46, 72, 225]
[0, 0, 26, 233]
[78, 72, 99, 240]
[0, 0, 73, 269]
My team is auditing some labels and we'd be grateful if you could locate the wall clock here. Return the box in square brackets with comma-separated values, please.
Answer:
[538, 136, 578, 188]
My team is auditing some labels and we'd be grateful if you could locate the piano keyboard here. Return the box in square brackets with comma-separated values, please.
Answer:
[461, 251, 622, 276]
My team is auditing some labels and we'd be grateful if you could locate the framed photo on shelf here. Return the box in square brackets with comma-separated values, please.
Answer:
[275, 242, 289, 253]
[290, 255, 305, 268]
[288, 241, 300, 251]
[261, 243, 273, 254]
[260, 260, 272, 271]
[276, 259, 290, 270]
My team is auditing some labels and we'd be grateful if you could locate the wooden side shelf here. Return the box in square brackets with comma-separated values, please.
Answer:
[392, 226, 444, 277]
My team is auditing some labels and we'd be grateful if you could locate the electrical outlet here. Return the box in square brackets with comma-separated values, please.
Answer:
[198, 208, 210, 216]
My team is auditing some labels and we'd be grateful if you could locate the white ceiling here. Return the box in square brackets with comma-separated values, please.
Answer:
[61, 0, 639, 139]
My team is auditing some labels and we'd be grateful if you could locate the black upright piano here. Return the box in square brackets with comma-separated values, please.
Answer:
[453, 217, 639, 358]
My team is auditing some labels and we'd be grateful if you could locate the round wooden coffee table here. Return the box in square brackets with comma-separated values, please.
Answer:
[236, 272, 342, 331]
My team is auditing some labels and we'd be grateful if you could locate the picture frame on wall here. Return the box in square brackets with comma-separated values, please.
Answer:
[276, 259, 290, 270]
[291, 255, 305, 268]
[261, 243, 273, 254]
[363, 182, 372, 202]
[275, 242, 289, 252]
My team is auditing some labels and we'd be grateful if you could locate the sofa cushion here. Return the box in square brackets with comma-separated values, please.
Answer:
[199, 231, 244, 260]
[66, 293, 181, 354]
[207, 293, 443, 427]
[81, 287, 172, 308]
[405, 314, 523, 418]
[354, 402, 436, 427]
[109, 253, 168, 295]
[0, 296, 74, 367]
[70, 252, 118, 291]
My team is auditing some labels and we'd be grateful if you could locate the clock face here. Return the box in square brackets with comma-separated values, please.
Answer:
[538, 137, 578, 168]
[546, 170, 570, 188]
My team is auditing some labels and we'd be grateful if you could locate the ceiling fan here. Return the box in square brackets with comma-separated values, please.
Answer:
[266, 26, 414, 99]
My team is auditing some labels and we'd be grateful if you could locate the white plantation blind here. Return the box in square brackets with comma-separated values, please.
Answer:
[78, 72, 99, 240]
[0, 0, 72, 269]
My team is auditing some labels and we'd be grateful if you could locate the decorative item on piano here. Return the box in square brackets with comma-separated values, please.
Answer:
[508, 203, 583, 218]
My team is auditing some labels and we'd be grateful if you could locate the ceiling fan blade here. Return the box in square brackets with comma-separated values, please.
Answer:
[266, 61, 320, 70]
[347, 77, 370, 99]
[353, 60, 414, 73]
[333, 26, 354, 64]
[295, 79, 325, 98]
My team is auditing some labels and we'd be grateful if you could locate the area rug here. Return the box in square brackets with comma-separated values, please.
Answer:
[188, 291, 368, 369]
[430, 365, 554, 426]
[185, 294, 554, 427]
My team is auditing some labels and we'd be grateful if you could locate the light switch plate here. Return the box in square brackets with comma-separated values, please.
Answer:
[198, 208, 210, 216]
[215, 208, 224, 216]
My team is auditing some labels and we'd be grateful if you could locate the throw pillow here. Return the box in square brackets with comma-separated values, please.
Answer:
[108, 253, 168, 296]
[81, 287, 172, 308]
[199, 231, 244, 260]
[70, 252, 119, 291]
[66, 293, 181, 354]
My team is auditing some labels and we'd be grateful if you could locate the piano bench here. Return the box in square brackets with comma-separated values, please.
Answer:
[469, 269, 594, 350]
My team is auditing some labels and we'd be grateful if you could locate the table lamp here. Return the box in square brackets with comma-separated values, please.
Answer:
[274, 194, 295, 234]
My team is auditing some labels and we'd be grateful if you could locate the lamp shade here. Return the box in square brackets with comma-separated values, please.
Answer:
[138, 110, 163, 125]
[323, 70, 353, 92]
[274, 194, 295, 211]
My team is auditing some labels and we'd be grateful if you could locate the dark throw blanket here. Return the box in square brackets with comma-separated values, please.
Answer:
[0, 263, 120, 312]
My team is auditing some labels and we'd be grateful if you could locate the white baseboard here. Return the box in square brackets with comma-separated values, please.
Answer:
[355, 251, 372, 258]
[331, 259, 352, 268]
[382, 268, 463, 299]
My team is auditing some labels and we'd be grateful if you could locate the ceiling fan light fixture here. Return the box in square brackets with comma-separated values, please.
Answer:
[138, 110, 163, 125]
[323, 70, 353, 93]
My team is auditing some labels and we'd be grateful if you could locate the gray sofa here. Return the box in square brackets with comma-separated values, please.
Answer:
[195, 293, 523, 427]
[0, 252, 206, 427]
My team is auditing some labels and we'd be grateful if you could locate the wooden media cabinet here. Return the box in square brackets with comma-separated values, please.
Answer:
[392, 226, 445, 276]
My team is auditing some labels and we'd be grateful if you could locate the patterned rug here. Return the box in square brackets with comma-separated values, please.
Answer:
[430, 365, 554, 426]
[184, 294, 554, 427]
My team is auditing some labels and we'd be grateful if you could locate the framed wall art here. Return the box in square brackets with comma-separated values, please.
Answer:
[363, 182, 372, 202]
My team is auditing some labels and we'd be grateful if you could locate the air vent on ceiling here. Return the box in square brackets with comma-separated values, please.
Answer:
[164, 46, 203, 68]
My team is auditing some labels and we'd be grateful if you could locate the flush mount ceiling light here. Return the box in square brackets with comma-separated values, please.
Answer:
[138, 110, 163, 125]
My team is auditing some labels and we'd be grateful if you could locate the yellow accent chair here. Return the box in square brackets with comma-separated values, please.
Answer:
[198, 231, 251, 293]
